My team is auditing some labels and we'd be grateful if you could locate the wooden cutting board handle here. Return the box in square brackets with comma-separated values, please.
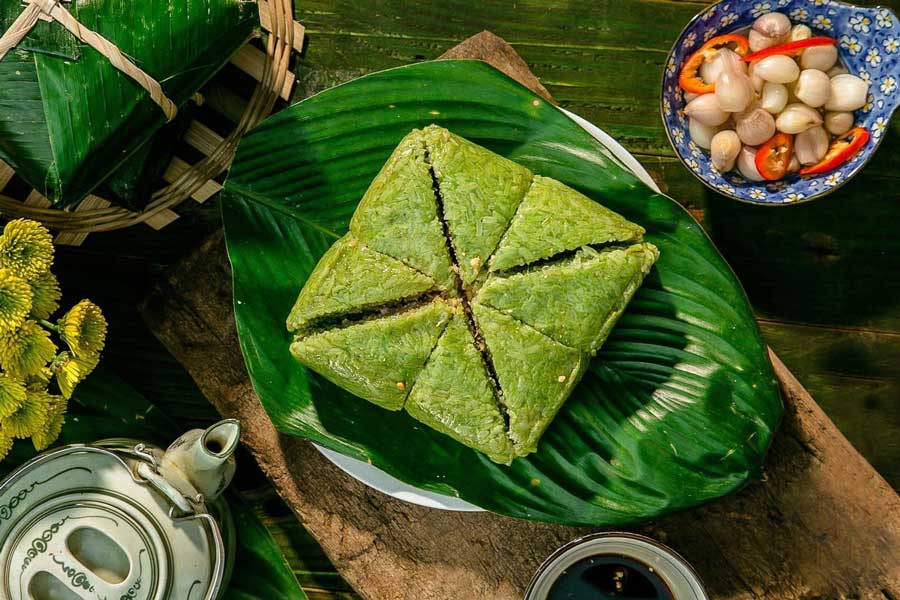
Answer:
[142, 33, 900, 600]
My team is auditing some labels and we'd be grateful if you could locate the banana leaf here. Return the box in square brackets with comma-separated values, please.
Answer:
[223, 493, 310, 600]
[0, 0, 257, 206]
[0, 368, 308, 600]
[221, 60, 784, 527]
[243, 490, 360, 599]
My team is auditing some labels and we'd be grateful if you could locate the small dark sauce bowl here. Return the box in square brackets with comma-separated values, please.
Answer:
[524, 533, 707, 600]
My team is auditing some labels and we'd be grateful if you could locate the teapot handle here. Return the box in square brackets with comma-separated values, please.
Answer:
[136, 461, 195, 515]
[136, 456, 227, 600]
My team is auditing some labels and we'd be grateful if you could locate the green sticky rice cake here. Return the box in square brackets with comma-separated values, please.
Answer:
[286, 234, 437, 333]
[422, 125, 533, 285]
[406, 315, 515, 464]
[490, 175, 645, 272]
[476, 244, 659, 353]
[472, 304, 585, 456]
[350, 131, 456, 291]
[289, 300, 452, 410]
[287, 125, 659, 463]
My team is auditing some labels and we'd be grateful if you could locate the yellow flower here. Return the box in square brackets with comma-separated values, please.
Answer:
[0, 219, 54, 281]
[0, 268, 32, 334]
[1, 389, 50, 438]
[59, 300, 107, 357]
[0, 429, 12, 461]
[32, 410, 64, 451]
[29, 270, 61, 320]
[24, 366, 51, 391]
[31, 395, 66, 451]
[54, 352, 99, 399]
[0, 374, 27, 419]
[0, 320, 57, 377]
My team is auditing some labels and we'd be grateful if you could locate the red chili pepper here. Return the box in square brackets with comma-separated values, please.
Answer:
[755, 133, 795, 181]
[799, 127, 869, 175]
[679, 34, 751, 94]
[743, 37, 836, 62]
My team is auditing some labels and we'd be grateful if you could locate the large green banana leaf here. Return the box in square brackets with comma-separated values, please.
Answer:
[0, 0, 257, 206]
[222, 60, 783, 526]
[0, 369, 308, 600]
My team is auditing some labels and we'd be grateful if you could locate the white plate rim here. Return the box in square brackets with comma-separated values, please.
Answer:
[314, 107, 662, 512]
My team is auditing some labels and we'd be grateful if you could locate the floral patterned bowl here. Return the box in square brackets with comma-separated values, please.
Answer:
[661, 0, 900, 205]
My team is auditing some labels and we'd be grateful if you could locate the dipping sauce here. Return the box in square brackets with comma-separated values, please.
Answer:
[524, 533, 706, 600]
[548, 554, 673, 600]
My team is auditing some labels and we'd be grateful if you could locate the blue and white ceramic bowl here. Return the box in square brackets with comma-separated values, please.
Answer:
[662, 0, 900, 205]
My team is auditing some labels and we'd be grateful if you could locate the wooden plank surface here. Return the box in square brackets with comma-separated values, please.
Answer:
[142, 32, 900, 599]
[291, 0, 900, 488]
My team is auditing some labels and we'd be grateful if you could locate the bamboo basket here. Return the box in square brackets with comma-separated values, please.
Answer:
[0, 0, 303, 246]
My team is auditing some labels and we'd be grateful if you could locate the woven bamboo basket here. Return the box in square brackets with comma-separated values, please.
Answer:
[0, 0, 302, 246]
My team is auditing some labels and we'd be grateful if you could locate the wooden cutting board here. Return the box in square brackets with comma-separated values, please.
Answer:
[141, 32, 900, 600]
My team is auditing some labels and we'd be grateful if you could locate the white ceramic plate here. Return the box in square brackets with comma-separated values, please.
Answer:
[314, 108, 662, 512]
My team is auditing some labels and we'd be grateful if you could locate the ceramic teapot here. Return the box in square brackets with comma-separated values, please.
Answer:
[0, 419, 241, 600]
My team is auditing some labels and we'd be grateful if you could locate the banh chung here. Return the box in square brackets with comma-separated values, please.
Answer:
[287, 125, 658, 464]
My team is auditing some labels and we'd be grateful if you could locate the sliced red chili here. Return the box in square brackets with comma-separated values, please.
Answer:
[679, 34, 751, 94]
[743, 37, 836, 62]
[755, 133, 794, 181]
[800, 127, 869, 175]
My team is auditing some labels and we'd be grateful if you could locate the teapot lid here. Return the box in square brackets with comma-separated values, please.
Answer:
[0, 444, 226, 600]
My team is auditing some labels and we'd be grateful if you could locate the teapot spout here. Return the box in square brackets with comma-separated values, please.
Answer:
[159, 419, 240, 502]
[199, 419, 241, 467]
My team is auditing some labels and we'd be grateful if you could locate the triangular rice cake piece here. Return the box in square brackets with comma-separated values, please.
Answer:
[290, 300, 453, 410]
[422, 125, 532, 285]
[477, 244, 658, 354]
[350, 130, 456, 290]
[473, 304, 585, 456]
[406, 315, 515, 464]
[287, 234, 436, 333]
[489, 175, 646, 272]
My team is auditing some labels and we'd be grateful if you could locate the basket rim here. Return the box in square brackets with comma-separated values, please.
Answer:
[0, 0, 297, 234]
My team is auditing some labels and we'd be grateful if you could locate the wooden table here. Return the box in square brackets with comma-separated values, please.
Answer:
[141, 24, 900, 600]
[43, 1, 898, 598]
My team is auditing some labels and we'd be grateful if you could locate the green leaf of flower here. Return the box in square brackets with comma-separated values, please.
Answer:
[59, 300, 107, 357]
[0, 219, 54, 281]
[0, 320, 57, 378]
[0, 374, 27, 420]
[0, 268, 33, 335]
[29, 270, 61, 320]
